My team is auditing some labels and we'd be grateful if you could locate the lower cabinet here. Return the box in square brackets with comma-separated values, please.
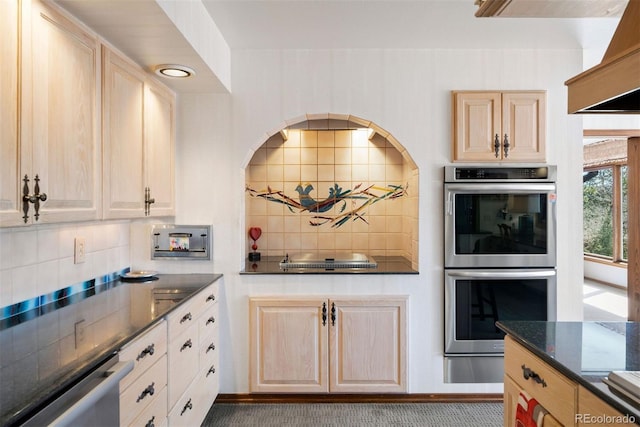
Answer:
[119, 321, 168, 427]
[249, 296, 407, 393]
[503, 336, 627, 427]
[119, 281, 220, 427]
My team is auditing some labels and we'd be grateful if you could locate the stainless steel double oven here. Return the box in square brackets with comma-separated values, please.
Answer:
[443, 165, 558, 383]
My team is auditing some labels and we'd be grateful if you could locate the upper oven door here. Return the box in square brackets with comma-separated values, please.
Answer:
[444, 183, 557, 268]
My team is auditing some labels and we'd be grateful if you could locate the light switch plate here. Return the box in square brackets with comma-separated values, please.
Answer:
[74, 237, 86, 264]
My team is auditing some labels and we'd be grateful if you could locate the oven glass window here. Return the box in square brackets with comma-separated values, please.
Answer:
[454, 193, 548, 255]
[455, 279, 548, 341]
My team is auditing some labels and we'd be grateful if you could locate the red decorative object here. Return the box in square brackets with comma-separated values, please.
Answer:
[248, 227, 262, 261]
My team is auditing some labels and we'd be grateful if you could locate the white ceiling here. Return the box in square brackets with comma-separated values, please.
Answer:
[56, 0, 622, 93]
[201, 0, 620, 50]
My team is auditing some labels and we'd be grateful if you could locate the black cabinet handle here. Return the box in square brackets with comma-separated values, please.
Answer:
[521, 364, 547, 387]
[145, 416, 155, 427]
[207, 365, 216, 377]
[180, 312, 192, 323]
[136, 382, 155, 402]
[206, 316, 215, 325]
[207, 343, 216, 353]
[503, 134, 510, 158]
[180, 339, 193, 352]
[136, 343, 155, 361]
[494, 134, 501, 158]
[180, 399, 193, 416]
[330, 302, 336, 326]
[322, 302, 327, 326]
[206, 294, 215, 302]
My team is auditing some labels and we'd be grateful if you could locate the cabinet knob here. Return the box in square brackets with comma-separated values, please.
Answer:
[207, 365, 216, 377]
[145, 416, 155, 427]
[207, 343, 216, 353]
[180, 312, 192, 323]
[206, 316, 215, 325]
[206, 294, 215, 302]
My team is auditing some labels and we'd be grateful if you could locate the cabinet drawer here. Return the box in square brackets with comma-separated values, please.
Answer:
[119, 321, 167, 391]
[128, 385, 167, 427]
[200, 328, 218, 373]
[505, 336, 577, 426]
[199, 303, 219, 345]
[166, 297, 202, 343]
[120, 354, 168, 426]
[168, 325, 199, 409]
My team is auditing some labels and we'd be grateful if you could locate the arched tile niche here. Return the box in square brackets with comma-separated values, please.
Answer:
[244, 113, 419, 270]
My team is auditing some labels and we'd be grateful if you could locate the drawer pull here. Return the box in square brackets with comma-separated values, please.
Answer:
[180, 339, 193, 351]
[136, 382, 155, 402]
[206, 294, 215, 302]
[180, 398, 193, 416]
[207, 365, 216, 376]
[136, 344, 155, 361]
[521, 364, 547, 387]
[206, 316, 215, 325]
[207, 343, 216, 353]
[180, 312, 192, 323]
[145, 416, 155, 427]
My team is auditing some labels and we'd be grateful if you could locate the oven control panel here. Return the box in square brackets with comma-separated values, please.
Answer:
[445, 165, 556, 182]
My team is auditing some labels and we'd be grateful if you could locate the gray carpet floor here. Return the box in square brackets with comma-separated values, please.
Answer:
[201, 402, 503, 426]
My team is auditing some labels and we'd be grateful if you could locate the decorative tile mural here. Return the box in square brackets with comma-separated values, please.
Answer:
[246, 182, 407, 228]
[245, 126, 419, 263]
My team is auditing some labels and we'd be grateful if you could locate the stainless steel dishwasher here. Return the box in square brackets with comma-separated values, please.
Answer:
[21, 355, 133, 427]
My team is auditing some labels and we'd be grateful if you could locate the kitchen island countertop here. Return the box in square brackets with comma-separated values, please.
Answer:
[497, 320, 640, 422]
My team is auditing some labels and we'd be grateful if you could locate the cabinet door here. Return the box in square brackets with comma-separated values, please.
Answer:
[28, 0, 101, 223]
[452, 91, 502, 162]
[144, 81, 175, 217]
[503, 374, 521, 427]
[102, 46, 145, 219]
[577, 385, 628, 426]
[0, 0, 21, 226]
[502, 92, 546, 162]
[249, 298, 328, 392]
[329, 297, 407, 393]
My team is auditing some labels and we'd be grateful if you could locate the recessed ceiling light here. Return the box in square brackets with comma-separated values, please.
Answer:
[154, 64, 195, 78]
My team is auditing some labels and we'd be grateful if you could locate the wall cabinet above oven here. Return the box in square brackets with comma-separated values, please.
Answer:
[451, 91, 546, 163]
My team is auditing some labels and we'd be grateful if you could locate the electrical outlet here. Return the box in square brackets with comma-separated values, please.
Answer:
[74, 319, 86, 349]
[74, 237, 85, 264]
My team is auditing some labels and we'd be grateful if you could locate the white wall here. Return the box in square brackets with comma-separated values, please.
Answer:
[174, 47, 586, 394]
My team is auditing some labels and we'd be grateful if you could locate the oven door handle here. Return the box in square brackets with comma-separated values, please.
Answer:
[49, 360, 134, 427]
[446, 270, 556, 278]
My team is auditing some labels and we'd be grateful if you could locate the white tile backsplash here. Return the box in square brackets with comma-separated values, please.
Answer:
[0, 221, 131, 308]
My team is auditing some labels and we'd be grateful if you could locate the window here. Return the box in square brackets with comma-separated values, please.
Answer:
[583, 139, 628, 264]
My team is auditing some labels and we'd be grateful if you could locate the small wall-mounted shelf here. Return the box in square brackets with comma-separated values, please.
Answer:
[151, 225, 211, 260]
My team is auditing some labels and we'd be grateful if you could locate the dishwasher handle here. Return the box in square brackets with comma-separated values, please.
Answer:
[50, 360, 134, 427]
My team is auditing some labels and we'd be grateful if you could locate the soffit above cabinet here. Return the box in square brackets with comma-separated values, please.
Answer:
[54, 0, 230, 94]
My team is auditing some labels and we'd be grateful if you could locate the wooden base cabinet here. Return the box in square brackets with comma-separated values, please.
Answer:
[249, 296, 407, 393]
[452, 91, 546, 163]
[167, 281, 219, 426]
[503, 336, 628, 427]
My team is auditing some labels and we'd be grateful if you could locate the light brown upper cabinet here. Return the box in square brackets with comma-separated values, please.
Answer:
[249, 296, 407, 394]
[1, 0, 101, 227]
[452, 91, 546, 163]
[102, 46, 175, 219]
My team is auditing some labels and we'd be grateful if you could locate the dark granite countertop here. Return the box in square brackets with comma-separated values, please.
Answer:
[241, 256, 418, 274]
[497, 321, 640, 421]
[0, 273, 222, 426]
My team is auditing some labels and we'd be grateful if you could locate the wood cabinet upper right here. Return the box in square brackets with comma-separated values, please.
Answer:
[451, 91, 546, 163]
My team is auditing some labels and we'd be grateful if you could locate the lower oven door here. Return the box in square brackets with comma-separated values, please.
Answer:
[21, 355, 133, 427]
[444, 268, 557, 355]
